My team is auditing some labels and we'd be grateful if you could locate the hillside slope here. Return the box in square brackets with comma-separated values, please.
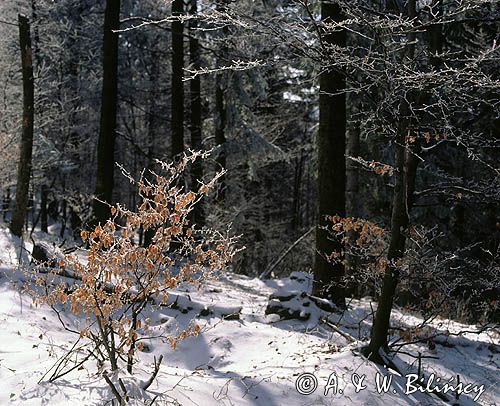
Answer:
[0, 225, 497, 405]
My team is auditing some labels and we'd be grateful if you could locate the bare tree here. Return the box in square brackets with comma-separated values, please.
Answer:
[189, 0, 204, 226]
[10, 15, 34, 237]
[171, 0, 184, 157]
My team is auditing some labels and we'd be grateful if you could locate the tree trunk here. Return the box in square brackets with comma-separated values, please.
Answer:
[428, 0, 443, 68]
[10, 15, 35, 238]
[2, 188, 10, 221]
[60, 199, 67, 239]
[215, 73, 226, 201]
[31, 1, 47, 236]
[143, 48, 160, 247]
[66, 3, 84, 162]
[93, 0, 120, 225]
[365, 0, 417, 361]
[312, 1, 346, 307]
[171, 0, 184, 157]
[27, 183, 34, 230]
[365, 130, 408, 360]
[345, 98, 360, 296]
[40, 184, 48, 233]
[346, 101, 360, 219]
[292, 152, 304, 232]
[214, 0, 230, 203]
[189, 0, 204, 226]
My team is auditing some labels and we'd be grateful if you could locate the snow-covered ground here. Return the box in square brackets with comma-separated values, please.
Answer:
[0, 224, 498, 405]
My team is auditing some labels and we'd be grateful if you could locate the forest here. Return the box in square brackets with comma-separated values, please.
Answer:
[0, 0, 498, 405]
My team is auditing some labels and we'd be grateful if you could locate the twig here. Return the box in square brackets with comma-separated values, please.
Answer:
[142, 354, 164, 391]
[103, 371, 124, 405]
[118, 378, 128, 403]
[0, 18, 18, 27]
[393, 349, 439, 360]
[320, 317, 357, 343]
[259, 226, 314, 279]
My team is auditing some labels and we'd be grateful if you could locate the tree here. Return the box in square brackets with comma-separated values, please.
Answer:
[360, 0, 500, 359]
[0, 5, 21, 220]
[171, 0, 184, 157]
[312, 0, 346, 307]
[214, 0, 231, 204]
[93, 0, 121, 225]
[189, 0, 204, 226]
[363, 0, 417, 361]
[10, 15, 34, 238]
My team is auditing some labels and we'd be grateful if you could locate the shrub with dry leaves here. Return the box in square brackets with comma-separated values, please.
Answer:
[30, 152, 238, 378]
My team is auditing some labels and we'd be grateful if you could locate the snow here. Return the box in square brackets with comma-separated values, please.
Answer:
[0, 223, 498, 405]
[283, 91, 303, 102]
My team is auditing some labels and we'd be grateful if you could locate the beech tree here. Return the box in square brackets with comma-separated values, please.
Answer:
[300, 0, 499, 359]
[224, 0, 498, 343]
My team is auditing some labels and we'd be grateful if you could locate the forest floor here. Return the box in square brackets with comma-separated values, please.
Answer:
[0, 223, 498, 405]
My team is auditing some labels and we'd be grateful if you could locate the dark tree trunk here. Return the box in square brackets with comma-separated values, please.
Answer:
[143, 48, 160, 247]
[365, 130, 409, 360]
[10, 15, 35, 238]
[27, 184, 34, 230]
[189, 0, 204, 226]
[66, 3, 84, 162]
[365, 0, 417, 361]
[345, 98, 361, 296]
[70, 206, 82, 239]
[215, 74, 226, 201]
[60, 199, 67, 239]
[214, 0, 229, 203]
[346, 101, 360, 220]
[171, 0, 184, 157]
[312, 1, 346, 307]
[292, 153, 304, 232]
[93, 0, 121, 225]
[305, 164, 312, 229]
[3, 188, 11, 221]
[31, 1, 47, 235]
[40, 184, 48, 233]
[428, 0, 443, 67]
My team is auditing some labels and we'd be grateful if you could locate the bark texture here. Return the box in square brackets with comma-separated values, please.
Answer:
[10, 15, 35, 237]
[93, 0, 121, 225]
[312, 1, 346, 307]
